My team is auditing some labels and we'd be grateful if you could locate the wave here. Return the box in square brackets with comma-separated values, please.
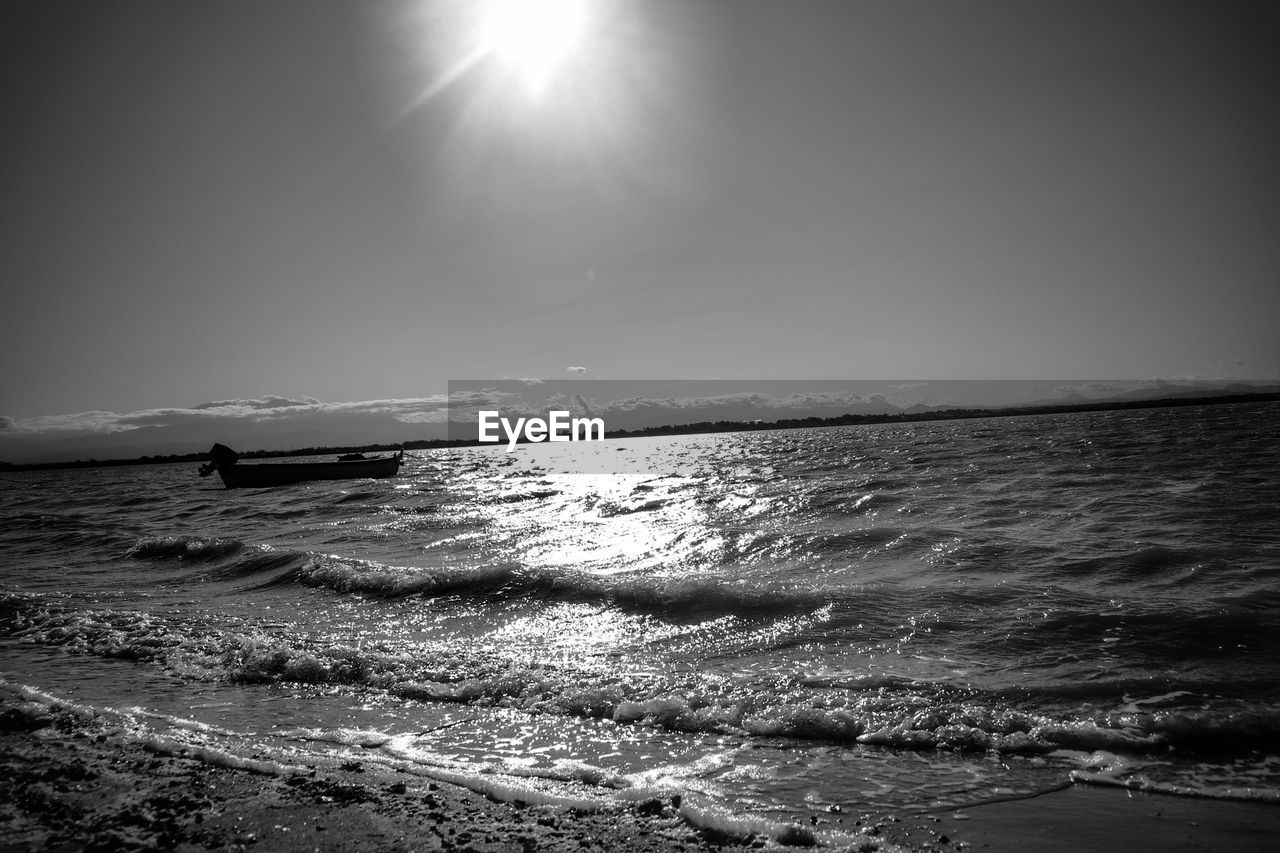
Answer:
[123, 536, 311, 584]
[330, 490, 382, 505]
[1050, 544, 1217, 582]
[112, 535, 843, 615]
[211, 549, 312, 581]
[1, 680, 853, 845]
[280, 554, 836, 616]
[8, 597, 1280, 773]
[125, 535, 250, 562]
[113, 538, 1280, 660]
[1069, 750, 1280, 804]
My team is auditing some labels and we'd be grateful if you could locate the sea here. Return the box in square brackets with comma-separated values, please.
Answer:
[3, 402, 1279, 841]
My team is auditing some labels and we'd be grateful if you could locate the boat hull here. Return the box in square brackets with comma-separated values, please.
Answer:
[215, 453, 402, 488]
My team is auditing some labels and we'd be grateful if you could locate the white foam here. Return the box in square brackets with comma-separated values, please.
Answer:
[124, 706, 243, 737]
[279, 726, 394, 748]
[136, 734, 301, 776]
[678, 794, 868, 848]
[502, 758, 632, 790]
[1071, 769, 1280, 803]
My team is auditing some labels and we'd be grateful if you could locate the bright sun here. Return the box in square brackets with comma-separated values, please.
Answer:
[480, 0, 588, 94]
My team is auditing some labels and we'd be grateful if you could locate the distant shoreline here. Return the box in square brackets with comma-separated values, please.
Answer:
[2, 391, 1276, 473]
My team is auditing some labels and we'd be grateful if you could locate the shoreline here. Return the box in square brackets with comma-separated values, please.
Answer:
[4, 690, 1278, 852]
[0, 689, 764, 853]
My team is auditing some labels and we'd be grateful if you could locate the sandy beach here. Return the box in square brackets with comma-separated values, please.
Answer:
[0, 686, 765, 853]
[4, 686, 1278, 852]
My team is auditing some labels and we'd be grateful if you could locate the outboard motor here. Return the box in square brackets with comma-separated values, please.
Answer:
[199, 443, 240, 477]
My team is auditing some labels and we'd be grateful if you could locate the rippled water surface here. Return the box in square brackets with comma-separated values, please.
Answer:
[3, 402, 1279, 829]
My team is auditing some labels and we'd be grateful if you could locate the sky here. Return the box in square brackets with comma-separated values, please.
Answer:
[2, 0, 1278, 458]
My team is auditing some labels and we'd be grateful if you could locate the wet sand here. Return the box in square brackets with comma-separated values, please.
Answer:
[0, 717, 746, 851]
[0, 690, 821, 852]
[899, 785, 1280, 852]
[3, 689, 1277, 852]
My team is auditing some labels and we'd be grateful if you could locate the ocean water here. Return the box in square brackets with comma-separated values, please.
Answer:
[3, 402, 1279, 839]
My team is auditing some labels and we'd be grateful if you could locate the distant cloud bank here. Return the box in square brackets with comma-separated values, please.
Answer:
[3, 396, 450, 435]
[0, 395, 450, 463]
[191, 395, 321, 411]
[4, 378, 1275, 464]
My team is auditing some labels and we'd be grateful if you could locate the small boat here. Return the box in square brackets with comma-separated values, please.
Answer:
[198, 444, 403, 489]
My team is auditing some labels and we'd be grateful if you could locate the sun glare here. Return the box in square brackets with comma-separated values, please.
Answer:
[480, 0, 588, 94]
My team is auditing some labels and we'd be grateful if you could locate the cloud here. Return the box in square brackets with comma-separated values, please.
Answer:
[192, 395, 321, 411]
[0, 416, 14, 431]
[565, 366, 587, 374]
[76, 396, 451, 432]
[323, 397, 451, 424]
[6, 411, 130, 434]
[0, 395, 455, 463]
